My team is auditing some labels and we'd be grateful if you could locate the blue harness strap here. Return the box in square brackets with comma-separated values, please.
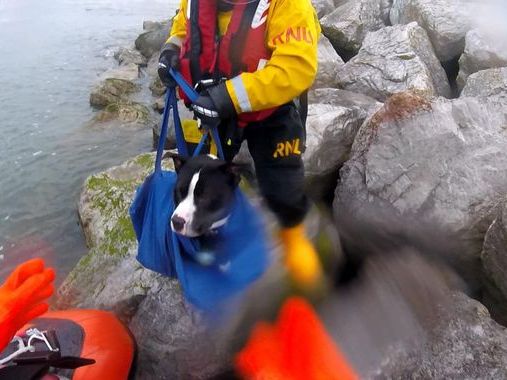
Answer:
[155, 88, 188, 168]
[168, 68, 225, 160]
[169, 68, 199, 102]
[158, 87, 221, 161]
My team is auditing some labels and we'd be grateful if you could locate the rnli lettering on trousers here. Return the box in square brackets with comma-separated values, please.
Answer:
[273, 138, 301, 158]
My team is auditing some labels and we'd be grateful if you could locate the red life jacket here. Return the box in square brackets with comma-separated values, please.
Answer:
[179, 0, 278, 125]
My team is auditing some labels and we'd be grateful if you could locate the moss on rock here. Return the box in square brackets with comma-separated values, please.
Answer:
[90, 78, 139, 108]
[95, 101, 150, 123]
[134, 153, 157, 172]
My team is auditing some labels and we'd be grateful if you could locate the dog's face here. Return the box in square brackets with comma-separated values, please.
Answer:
[167, 153, 241, 237]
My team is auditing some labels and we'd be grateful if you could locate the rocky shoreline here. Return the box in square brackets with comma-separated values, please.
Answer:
[58, 0, 507, 378]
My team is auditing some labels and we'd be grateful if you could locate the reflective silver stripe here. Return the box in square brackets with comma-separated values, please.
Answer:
[167, 36, 183, 47]
[256, 59, 268, 70]
[192, 104, 219, 118]
[231, 76, 252, 112]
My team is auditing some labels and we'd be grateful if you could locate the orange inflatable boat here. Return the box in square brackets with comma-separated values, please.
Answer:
[0, 309, 135, 380]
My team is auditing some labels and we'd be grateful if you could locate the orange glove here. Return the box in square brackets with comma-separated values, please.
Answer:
[235, 297, 358, 380]
[0, 258, 55, 351]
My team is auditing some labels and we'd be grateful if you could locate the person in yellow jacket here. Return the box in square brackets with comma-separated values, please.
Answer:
[158, 0, 323, 289]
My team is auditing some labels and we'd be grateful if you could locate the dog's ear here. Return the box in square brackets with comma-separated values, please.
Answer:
[219, 162, 242, 186]
[163, 151, 187, 173]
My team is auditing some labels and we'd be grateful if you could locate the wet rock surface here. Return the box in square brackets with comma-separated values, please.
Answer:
[90, 78, 139, 108]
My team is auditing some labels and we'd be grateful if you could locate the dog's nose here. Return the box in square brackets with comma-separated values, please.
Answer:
[171, 215, 186, 232]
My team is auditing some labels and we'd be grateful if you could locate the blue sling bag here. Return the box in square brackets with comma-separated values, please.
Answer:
[129, 70, 269, 310]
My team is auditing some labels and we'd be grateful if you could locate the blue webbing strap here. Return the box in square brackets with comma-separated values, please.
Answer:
[154, 88, 189, 172]
[169, 68, 199, 103]
[168, 69, 226, 160]
[154, 89, 173, 172]
[171, 90, 189, 157]
[193, 133, 209, 157]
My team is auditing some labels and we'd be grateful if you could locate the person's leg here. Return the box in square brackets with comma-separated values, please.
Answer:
[217, 119, 243, 162]
[245, 104, 322, 288]
[246, 107, 307, 227]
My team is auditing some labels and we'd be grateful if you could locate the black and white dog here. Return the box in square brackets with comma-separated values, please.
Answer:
[165, 152, 241, 238]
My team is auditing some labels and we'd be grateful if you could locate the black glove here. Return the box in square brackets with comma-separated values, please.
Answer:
[192, 90, 221, 128]
[158, 43, 180, 87]
[192, 82, 236, 121]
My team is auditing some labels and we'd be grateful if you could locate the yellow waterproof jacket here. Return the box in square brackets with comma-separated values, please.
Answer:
[166, 0, 320, 114]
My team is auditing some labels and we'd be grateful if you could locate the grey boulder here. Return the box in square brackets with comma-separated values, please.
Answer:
[128, 280, 231, 379]
[461, 67, 507, 102]
[94, 102, 150, 124]
[311, 0, 335, 19]
[145, 55, 161, 80]
[90, 78, 139, 109]
[114, 47, 148, 67]
[58, 153, 169, 311]
[457, 29, 507, 90]
[481, 198, 507, 325]
[88, 60, 152, 125]
[336, 23, 451, 101]
[135, 20, 171, 58]
[304, 88, 382, 200]
[377, 292, 507, 379]
[143, 19, 170, 32]
[99, 63, 140, 82]
[150, 77, 166, 97]
[320, 0, 388, 54]
[334, 92, 507, 284]
[313, 36, 344, 89]
[390, 0, 472, 62]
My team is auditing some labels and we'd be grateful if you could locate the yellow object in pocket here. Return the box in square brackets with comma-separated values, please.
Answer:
[181, 119, 218, 156]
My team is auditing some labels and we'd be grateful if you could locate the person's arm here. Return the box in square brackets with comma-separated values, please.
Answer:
[225, 0, 320, 113]
[159, 0, 188, 87]
[165, 0, 188, 48]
